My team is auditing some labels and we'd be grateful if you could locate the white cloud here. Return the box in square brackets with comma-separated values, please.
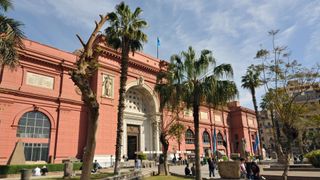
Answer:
[15, 0, 116, 28]
[11, 0, 320, 109]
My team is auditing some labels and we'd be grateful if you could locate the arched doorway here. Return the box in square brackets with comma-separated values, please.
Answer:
[123, 83, 159, 159]
[16, 111, 51, 161]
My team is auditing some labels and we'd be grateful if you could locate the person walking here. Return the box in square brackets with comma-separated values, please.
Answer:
[191, 163, 196, 176]
[208, 157, 215, 177]
[251, 160, 260, 180]
[184, 164, 191, 176]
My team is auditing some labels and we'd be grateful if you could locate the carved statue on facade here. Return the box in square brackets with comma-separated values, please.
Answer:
[138, 76, 144, 86]
[103, 75, 112, 97]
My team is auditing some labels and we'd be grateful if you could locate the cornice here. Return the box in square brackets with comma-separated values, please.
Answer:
[0, 88, 83, 106]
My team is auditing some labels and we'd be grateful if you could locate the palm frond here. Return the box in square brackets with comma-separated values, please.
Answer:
[0, 15, 24, 67]
[0, 0, 12, 12]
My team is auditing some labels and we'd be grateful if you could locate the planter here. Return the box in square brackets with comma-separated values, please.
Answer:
[217, 161, 240, 179]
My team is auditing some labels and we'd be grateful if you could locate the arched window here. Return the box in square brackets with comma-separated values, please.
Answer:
[17, 111, 51, 138]
[217, 133, 223, 145]
[16, 111, 51, 161]
[203, 131, 210, 144]
[185, 129, 194, 144]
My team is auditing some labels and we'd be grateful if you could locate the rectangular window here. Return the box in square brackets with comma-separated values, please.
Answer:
[24, 143, 49, 161]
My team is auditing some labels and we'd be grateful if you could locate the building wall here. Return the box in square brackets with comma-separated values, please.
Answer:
[0, 39, 258, 165]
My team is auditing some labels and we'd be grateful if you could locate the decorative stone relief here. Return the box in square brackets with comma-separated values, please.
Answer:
[125, 89, 146, 114]
[215, 115, 222, 122]
[26, 72, 54, 89]
[200, 112, 208, 119]
[102, 74, 114, 98]
[138, 76, 144, 86]
[248, 117, 254, 125]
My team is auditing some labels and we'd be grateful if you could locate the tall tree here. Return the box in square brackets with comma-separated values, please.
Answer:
[0, 0, 24, 74]
[104, 2, 147, 174]
[255, 29, 320, 180]
[168, 47, 238, 180]
[69, 15, 109, 180]
[155, 60, 184, 175]
[241, 65, 263, 156]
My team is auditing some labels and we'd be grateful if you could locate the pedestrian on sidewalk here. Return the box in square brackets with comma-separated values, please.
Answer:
[208, 158, 215, 177]
[191, 163, 195, 176]
[184, 164, 191, 176]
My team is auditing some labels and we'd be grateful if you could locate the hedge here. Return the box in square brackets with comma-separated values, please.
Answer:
[137, 153, 147, 160]
[0, 162, 82, 175]
[304, 149, 320, 168]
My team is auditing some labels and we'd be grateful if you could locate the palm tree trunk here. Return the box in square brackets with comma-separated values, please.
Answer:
[114, 40, 130, 174]
[193, 90, 201, 180]
[251, 88, 263, 157]
[80, 103, 99, 180]
[160, 132, 169, 175]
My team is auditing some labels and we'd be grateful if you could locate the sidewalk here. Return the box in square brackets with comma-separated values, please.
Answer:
[169, 164, 320, 179]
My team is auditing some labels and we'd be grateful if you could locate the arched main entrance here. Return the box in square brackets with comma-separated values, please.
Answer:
[122, 80, 160, 159]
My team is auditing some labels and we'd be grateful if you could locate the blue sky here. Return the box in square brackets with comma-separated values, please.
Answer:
[7, 0, 320, 109]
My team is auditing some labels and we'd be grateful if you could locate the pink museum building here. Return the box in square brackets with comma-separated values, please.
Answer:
[0, 39, 259, 165]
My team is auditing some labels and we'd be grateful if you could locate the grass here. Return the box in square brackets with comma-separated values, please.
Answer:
[42, 172, 114, 179]
[144, 175, 191, 180]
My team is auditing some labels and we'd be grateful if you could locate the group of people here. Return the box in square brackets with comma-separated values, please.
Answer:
[184, 163, 195, 176]
[184, 157, 216, 177]
[240, 158, 261, 180]
[79, 160, 102, 173]
[32, 166, 48, 176]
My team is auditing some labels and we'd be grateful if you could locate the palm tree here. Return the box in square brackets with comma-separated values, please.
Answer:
[104, 2, 147, 174]
[170, 47, 238, 180]
[241, 65, 263, 156]
[155, 60, 183, 175]
[0, 0, 24, 78]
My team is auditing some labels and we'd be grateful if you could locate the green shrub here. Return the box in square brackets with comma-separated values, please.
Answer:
[137, 153, 147, 160]
[222, 155, 229, 161]
[305, 150, 320, 168]
[0, 162, 82, 175]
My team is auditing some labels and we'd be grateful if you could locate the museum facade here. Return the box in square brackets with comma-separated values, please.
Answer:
[0, 39, 259, 166]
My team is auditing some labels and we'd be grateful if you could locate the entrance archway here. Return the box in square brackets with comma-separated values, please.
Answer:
[122, 79, 160, 159]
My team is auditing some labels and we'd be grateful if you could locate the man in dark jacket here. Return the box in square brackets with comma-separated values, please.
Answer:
[208, 158, 215, 177]
[251, 161, 260, 180]
[184, 164, 191, 176]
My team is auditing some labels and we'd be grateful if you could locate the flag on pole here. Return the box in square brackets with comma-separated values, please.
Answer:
[253, 133, 260, 153]
[157, 37, 160, 47]
[156, 37, 160, 59]
[213, 128, 217, 153]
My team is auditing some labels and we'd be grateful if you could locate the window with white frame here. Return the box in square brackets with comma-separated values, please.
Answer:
[185, 129, 195, 144]
[203, 131, 210, 144]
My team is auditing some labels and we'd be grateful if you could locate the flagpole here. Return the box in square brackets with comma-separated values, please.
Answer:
[157, 37, 159, 59]
[157, 44, 159, 59]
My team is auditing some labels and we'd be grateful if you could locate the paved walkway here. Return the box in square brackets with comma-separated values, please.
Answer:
[2, 165, 320, 179]
[170, 165, 221, 179]
[169, 164, 320, 178]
